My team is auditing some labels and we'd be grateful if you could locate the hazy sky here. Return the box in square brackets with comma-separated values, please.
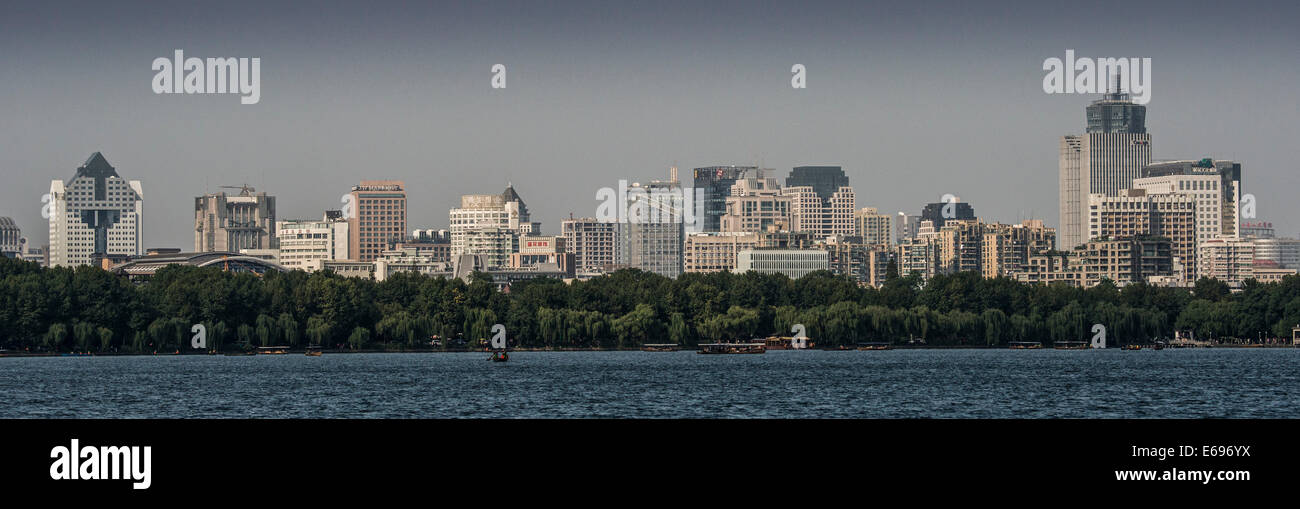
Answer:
[1, 0, 1296, 249]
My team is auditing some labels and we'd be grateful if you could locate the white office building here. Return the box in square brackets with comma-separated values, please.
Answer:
[48, 152, 143, 267]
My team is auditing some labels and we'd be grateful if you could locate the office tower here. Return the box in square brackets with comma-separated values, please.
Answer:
[920, 200, 975, 230]
[854, 207, 893, 247]
[561, 217, 619, 275]
[1088, 189, 1196, 284]
[719, 177, 790, 233]
[1059, 85, 1152, 250]
[194, 185, 277, 253]
[684, 232, 760, 273]
[620, 179, 684, 277]
[786, 166, 850, 202]
[348, 180, 406, 262]
[783, 183, 855, 237]
[277, 214, 350, 272]
[0, 217, 20, 256]
[692, 165, 760, 232]
[48, 152, 143, 267]
[449, 184, 539, 264]
[1141, 158, 1243, 238]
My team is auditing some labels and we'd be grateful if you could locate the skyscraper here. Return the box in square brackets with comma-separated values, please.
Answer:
[348, 180, 406, 262]
[782, 166, 854, 238]
[48, 152, 143, 267]
[920, 201, 975, 230]
[692, 165, 759, 232]
[619, 178, 685, 278]
[786, 166, 849, 202]
[561, 217, 618, 276]
[194, 185, 277, 253]
[1059, 85, 1152, 250]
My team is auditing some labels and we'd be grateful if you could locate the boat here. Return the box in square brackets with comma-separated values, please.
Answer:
[1009, 341, 1043, 349]
[856, 342, 892, 351]
[257, 346, 291, 355]
[1054, 341, 1089, 350]
[305, 347, 323, 357]
[641, 344, 679, 352]
[488, 350, 509, 362]
[1122, 344, 1142, 350]
[698, 343, 766, 354]
[764, 336, 815, 350]
[1153, 341, 1167, 350]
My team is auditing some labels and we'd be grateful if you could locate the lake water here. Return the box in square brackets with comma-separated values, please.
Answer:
[2, 349, 1297, 418]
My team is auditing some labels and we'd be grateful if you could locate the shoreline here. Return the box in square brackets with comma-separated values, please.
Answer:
[2, 343, 1295, 358]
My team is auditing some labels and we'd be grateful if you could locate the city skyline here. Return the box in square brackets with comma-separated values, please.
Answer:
[0, 1, 1295, 250]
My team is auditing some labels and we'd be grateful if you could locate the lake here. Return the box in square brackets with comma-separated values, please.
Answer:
[2, 349, 1296, 418]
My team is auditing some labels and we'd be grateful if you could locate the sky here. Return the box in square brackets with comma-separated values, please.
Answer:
[0, 0, 1296, 249]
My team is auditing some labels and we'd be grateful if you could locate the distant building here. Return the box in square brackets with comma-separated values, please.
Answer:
[1240, 221, 1275, 239]
[449, 184, 538, 264]
[1250, 238, 1300, 270]
[734, 248, 829, 279]
[349, 180, 406, 262]
[1059, 85, 1152, 250]
[194, 185, 277, 253]
[1088, 189, 1196, 284]
[785, 166, 849, 202]
[619, 179, 684, 278]
[561, 217, 619, 276]
[0, 217, 21, 256]
[509, 235, 574, 277]
[920, 200, 975, 230]
[684, 232, 760, 273]
[820, 235, 890, 287]
[895, 213, 922, 243]
[692, 165, 761, 232]
[277, 214, 350, 272]
[110, 251, 285, 282]
[720, 177, 790, 233]
[48, 152, 143, 267]
[854, 207, 893, 248]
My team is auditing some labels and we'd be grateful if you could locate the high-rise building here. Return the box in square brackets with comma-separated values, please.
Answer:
[783, 185, 855, 238]
[1141, 158, 1243, 238]
[1249, 238, 1300, 270]
[48, 152, 143, 267]
[919, 200, 975, 230]
[786, 166, 849, 202]
[348, 180, 406, 262]
[1087, 189, 1196, 284]
[1197, 237, 1256, 289]
[620, 179, 684, 277]
[720, 177, 791, 233]
[820, 235, 891, 287]
[508, 235, 574, 277]
[561, 217, 619, 276]
[1059, 87, 1152, 250]
[937, 219, 984, 275]
[980, 220, 1056, 278]
[1240, 221, 1275, 239]
[895, 213, 922, 243]
[449, 184, 539, 264]
[194, 185, 277, 253]
[277, 214, 350, 272]
[854, 207, 892, 248]
[692, 165, 760, 232]
[896, 237, 939, 281]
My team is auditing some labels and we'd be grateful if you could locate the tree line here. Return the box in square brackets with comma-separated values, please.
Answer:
[1, 255, 1298, 352]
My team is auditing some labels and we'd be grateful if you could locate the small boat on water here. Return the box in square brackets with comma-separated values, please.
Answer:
[1009, 341, 1043, 349]
[257, 346, 291, 355]
[856, 342, 892, 351]
[1153, 341, 1167, 350]
[488, 350, 509, 362]
[305, 347, 323, 357]
[1122, 344, 1142, 350]
[641, 344, 679, 352]
[1054, 341, 1089, 350]
[764, 336, 815, 350]
[698, 343, 766, 354]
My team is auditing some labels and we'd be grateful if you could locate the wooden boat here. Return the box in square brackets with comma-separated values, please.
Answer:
[1054, 341, 1089, 350]
[641, 344, 679, 352]
[305, 349, 323, 357]
[856, 342, 892, 351]
[698, 343, 766, 354]
[1009, 341, 1043, 349]
[257, 346, 291, 355]
[764, 336, 815, 350]
[1122, 344, 1142, 350]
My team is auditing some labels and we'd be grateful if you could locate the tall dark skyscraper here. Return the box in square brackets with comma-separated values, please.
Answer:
[920, 201, 975, 229]
[786, 166, 849, 203]
[692, 165, 759, 232]
[1086, 77, 1147, 134]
